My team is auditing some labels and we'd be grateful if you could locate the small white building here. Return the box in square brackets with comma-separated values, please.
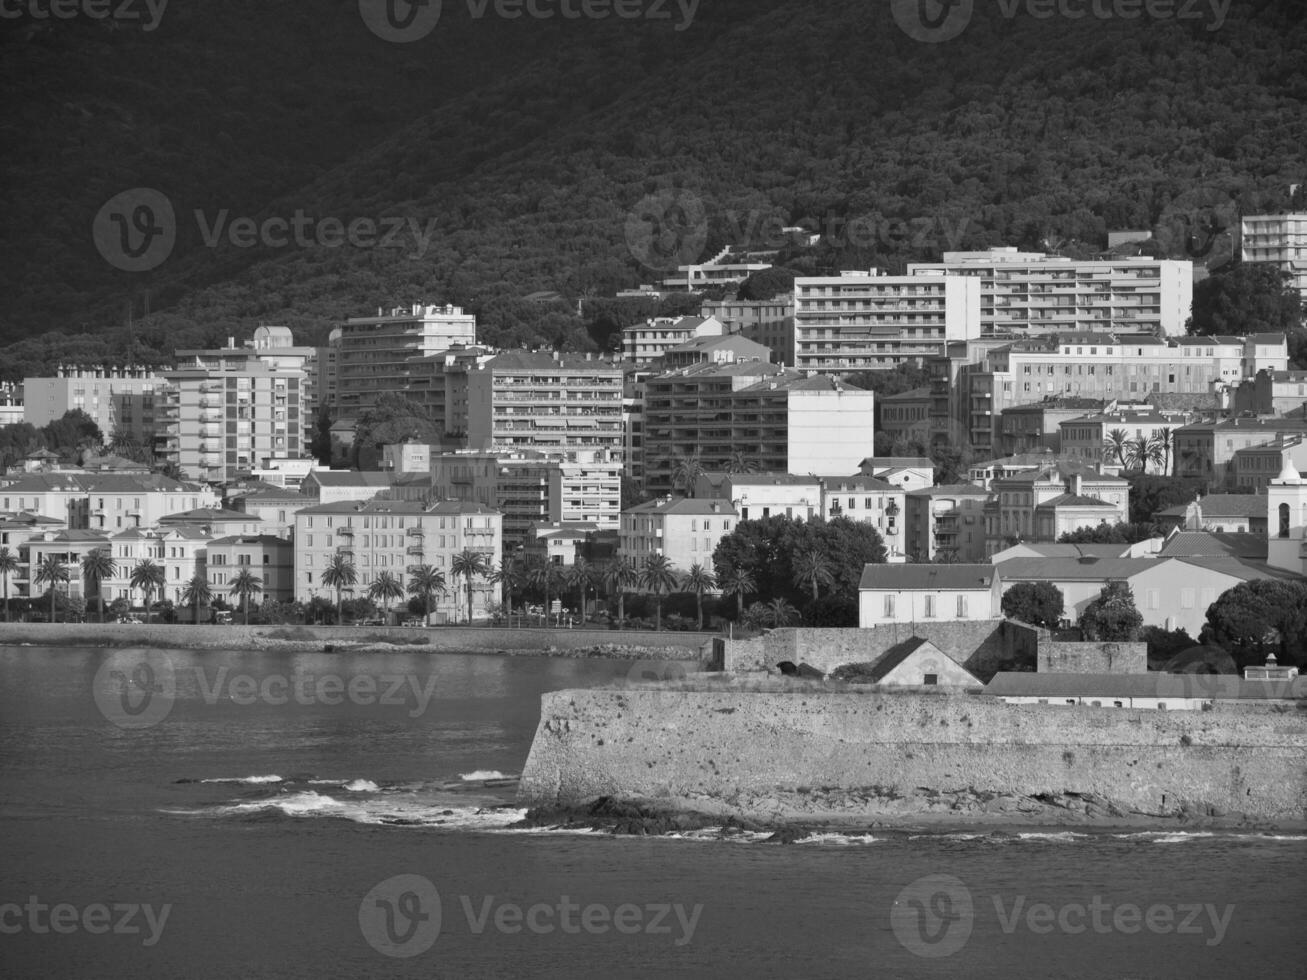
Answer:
[848, 637, 982, 688]
[858, 563, 1000, 628]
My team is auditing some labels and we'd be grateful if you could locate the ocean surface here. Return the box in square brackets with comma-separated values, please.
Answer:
[0, 645, 1303, 979]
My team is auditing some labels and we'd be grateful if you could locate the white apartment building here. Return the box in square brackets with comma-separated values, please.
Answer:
[1059, 409, 1195, 472]
[793, 270, 981, 373]
[818, 474, 906, 559]
[208, 535, 294, 604]
[983, 468, 1129, 556]
[621, 315, 725, 363]
[0, 474, 217, 532]
[908, 247, 1194, 336]
[1241, 213, 1307, 301]
[294, 499, 502, 621]
[619, 497, 736, 573]
[905, 484, 992, 563]
[338, 303, 477, 417]
[23, 366, 165, 444]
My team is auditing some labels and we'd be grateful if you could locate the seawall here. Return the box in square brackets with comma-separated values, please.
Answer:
[519, 687, 1307, 828]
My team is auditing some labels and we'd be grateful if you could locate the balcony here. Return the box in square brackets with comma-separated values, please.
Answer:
[336, 526, 354, 537]
[406, 526, 424, 538]
[406, 545, 425, 556]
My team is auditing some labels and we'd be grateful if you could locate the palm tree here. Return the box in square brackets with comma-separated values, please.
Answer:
[180, 574, 212, 625]
[1104, 428, 1130, 467]
[601, 557, 639, 624]
[34, 554, 70, 622]
[640, 553, 679, 631]
[367, 571, 405, 622]
[682, 563, 716, 630]
[228, 568, 264, 625]
[1148, 429, 1173, 476]
[321, 552, 358, 625]
[670, 453, 705, 498]
[129, 559, 165, 624]
[80, 548, 117, 623]
[724, 451, 760, 475]
[791, 546, 835, 602]
[767, 597, 801, 628]
[718, 564, 756, 620]
[406, 564, 446, 624]
[450, 549, 490, 624]
[0, 547, 21, 622]
[488, 559, 524, 622]
[564, 558, 597, 624]
[1124, 438, 1151, 474]
[526, 562, 560, 624]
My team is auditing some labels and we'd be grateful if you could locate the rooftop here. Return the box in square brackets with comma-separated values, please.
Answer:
[859, 564, 996, 591]
[623, 496, 739, 517]
[1156, 495, 1268, 520]
[985, 671, 1304, 701]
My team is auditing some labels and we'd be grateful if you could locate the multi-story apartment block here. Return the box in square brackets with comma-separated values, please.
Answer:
[158, 329, 313, 483]
[337, 304, 477, 417]
[693, 473, 822, 523]
[996, 398, 1107, 456]
[1059, 409, 1196, 473]
[312, 327, 341, 416]
[792, 270, 981, 373]
[879, 388, 933, 442]
[23, 366, 165, 444]
[701, 296, 794, 364]
[983, 467, 1129, 556]
[95, 526, 209, 606]
[465, 351, 624, 459]
[233, 487, 316, 539]
[208, 535, 294, 604]
[1240, 213, 1307, 301]
[620, 315, 725, 363]
[904, 484, 992, 563]
[1230, 435, 1307, 493]
[819, 474, 906, 560]
[294, 499, 502, 621]
[0, 382, 22, 426]
[908, 247, 1194, 336]
[0, 474, 217, 531]
[1174, 416, 1307, 486]
[405, 344, 496, 436]
[642, 362, 876, 494]
[619, 496, 736, 574]
[1232, 370, 1307, 417]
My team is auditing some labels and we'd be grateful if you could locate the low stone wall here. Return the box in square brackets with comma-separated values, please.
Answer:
[0, 622, 716, 658]
[1040, 641, 1148, 674]
[519, 688, 1307, 826]
[720, 621, 1038, 681]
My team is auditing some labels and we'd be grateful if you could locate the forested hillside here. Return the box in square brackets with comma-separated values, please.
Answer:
[1, 0, 1304, 378]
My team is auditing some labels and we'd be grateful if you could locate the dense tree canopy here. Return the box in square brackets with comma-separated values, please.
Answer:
[1202, 579, 1307, 668]
[1079, 581, 1144, 642]
[1001, 581, 1065, 629]
[1188, 263, 1304, 337]
[1058, 522, 1161, 545]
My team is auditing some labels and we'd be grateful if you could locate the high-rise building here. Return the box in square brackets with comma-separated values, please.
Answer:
[1241, 214, 1307, 301]
[337, 304, 477, 417]
[908, 248, 1194, 337]
[23, 366, 165, 444]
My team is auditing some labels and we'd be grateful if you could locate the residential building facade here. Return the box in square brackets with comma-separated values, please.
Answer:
[858, 564, 1001, 628]
[619, 497, 737, 573]
[23, 366, 165, 444]
[1240, 213, 1307, 301]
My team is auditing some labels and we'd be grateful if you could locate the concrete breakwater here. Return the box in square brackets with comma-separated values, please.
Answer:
[519, 687, 1307, 828]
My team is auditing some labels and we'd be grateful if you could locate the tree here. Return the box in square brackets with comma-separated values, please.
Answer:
[1150, 428, 1174, 477]
[1001, 581, 1065, 628]
[34, 555, 70, 622]
[736, 266, 799, 301]
[718, 564, 756, 620]
[1203, 579, 1307, 668]
[0, 547, 19, 622]
[1125, 475, 1205, 525]
[406, 564, 446, 623]
[766, 597, 800, 627]
[1104, 428, 1130, 468]
[724, 451, 760, 475]
[791, 546, 835, 602]
[180, 574, 212, 625]
[670, 453, 705, 497]
[1058, 522, 1161, 544]
[321, 552, 358, 625]
[639, 553, 679, 631]
[367, 571, 405, 620]
[1189, 263, 1303, 337]
[526, 562, 560, 623]
[129, 558, 165, 624]
[1079, 581, 1143, 641]
[564, 558, 597, 623]
[228, 568, 264, 625]
[600, 557, 638, 623]
[40, 409, 103, 458]
[80, 547, 117, 623]
[682, 563, 716, 630]
[450, 549, 490, 624]
[487, 560, 523, 621]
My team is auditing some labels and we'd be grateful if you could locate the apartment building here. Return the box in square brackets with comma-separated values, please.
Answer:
[620, 315, 725, 363]
[701, 297, 794, 364]
[294, 499, 502, 620]
[208, 535, 294, 603]
[381, 441, 432, 476]
[405, 344, 497, 434]
[96, 526, 209, 606]
[337, 303, 477, 417]
[996, 398, 1106, 456]
[1230, 436, 1307, 493]
[465, 351, 624, 459]
[1232, 370, 1307, 417]
[23, 366, 165, 444]
[819, 474, 906, 558]
[904, 484, 992, 563]
[234, 487, 316, 538]
[1240, 213, 1307, 301]
[301, 470, 395, 505]
[0, 382, 21, 426]
[0, 474, 217, 531]
[983, 467, 1129, 556]
[642, 362, 876, 494]
[908, 247, 1194, 336]
[792, 270, 980, 373]
[878, 388, 932, 442]
[692, 473, 822, 523]
[1174, 417, 1307, 486]
[619, 496, 737, 573]
[312, 327, 341, 415]
[659, 334, 773, 370]
[1059, 409, 1195, 473]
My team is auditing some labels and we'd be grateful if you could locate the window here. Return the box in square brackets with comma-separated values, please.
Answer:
[923, 674, 938, 686]
[883, 594, 895, 618]
[956, 595, 967, 617]
[923, 595, 936, 618]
